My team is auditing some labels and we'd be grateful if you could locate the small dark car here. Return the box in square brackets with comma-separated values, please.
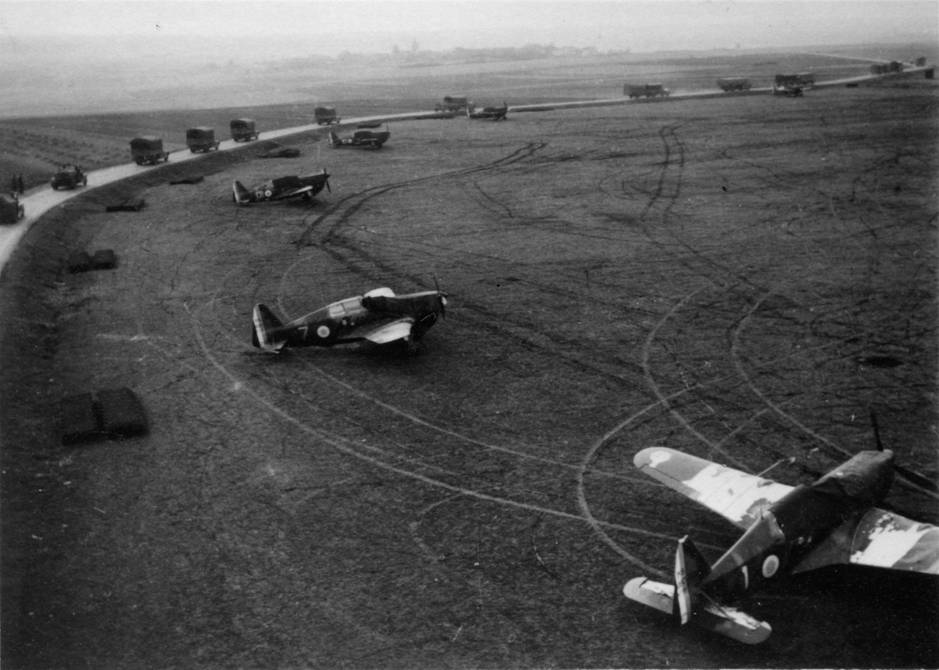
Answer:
[50, 164, 88, 190]
[0, 193, 24, 224]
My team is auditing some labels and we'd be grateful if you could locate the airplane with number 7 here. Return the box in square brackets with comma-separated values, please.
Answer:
[623, 444, 939, 644]
[251, 285, 448, 354]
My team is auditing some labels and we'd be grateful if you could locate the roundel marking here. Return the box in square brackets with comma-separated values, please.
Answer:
[316, 325, 331, 339]
[264, 189, 273, 198]
[762, 554, 780, 578]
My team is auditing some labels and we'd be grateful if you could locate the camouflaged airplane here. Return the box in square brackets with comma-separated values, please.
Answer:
[623, 445, 939, 644]
[251, 286, 447, 353]
[232, 170, 330, 205]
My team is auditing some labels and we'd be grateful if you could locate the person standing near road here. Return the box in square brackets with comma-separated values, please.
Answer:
[9, 175, 16, 194]
[16, 174, 24, 194]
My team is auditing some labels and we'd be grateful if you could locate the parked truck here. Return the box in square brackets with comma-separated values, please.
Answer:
[230, 118, 259, 142]
[435, 95, 470, 113]
[186, 127, 220, 153]
[717, 77, 752, 92]
[624, 83, 670, 99]
[314, 106, 340, 125]
[130, 136, 170, 165]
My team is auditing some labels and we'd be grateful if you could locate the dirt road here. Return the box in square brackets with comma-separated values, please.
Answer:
[2, 85, 937, 668]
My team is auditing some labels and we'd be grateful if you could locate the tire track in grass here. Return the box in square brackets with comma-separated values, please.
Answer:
[188, 298, 679, 574]
[732, 290, 939, 500]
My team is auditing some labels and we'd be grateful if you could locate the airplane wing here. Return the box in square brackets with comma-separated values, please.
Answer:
[274, 185, 314, 200]
[634, 447, 793, 529]
[793, 507, 939, 575]
[349, 318, 415, 345]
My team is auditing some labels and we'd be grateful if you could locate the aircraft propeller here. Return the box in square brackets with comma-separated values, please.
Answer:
[434, 276, 448, 318]
[869, 408, 938, 493]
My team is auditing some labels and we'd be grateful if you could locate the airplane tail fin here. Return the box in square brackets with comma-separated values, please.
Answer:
[673, 535, 710, 624]
[624, 536, 771, 644]
[252, 304, 287, 352]
[232, 180, 252, 205]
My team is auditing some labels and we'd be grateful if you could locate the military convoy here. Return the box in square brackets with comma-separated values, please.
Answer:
[625, 83, 670, 99]
[870, 61, 905, 75]
[130, 136, 170, 165]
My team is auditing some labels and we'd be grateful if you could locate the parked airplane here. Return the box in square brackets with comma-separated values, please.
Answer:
[251, 286, 448, 353]
[327, 128, 390, 150]
[468, 102, 508, 120]
[623, 445, 939, 644]
[232, 170, 330, 205]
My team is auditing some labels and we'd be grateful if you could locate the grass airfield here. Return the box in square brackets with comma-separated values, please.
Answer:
[1, 52, 938, 668]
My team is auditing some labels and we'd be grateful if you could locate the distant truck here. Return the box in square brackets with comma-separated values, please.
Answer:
[130, 136, 170, 165]
[0, 193, 24, 224]
[230, 118, 259, 142]
[314, 106, 340, 125]
[772, 73, 806, 96]
[435, 96, 470, 114]
[186, 127, 220, 153]
[717, 77, 752, 92]
[625, 83, 670, 99]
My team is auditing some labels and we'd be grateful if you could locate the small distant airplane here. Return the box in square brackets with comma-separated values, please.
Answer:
[468, 102, 508, 120]
[232, 170, 330, 205]
[623, 443, 939, 644]
[328, 128, 390, 150]
[251, 286, 448, 353]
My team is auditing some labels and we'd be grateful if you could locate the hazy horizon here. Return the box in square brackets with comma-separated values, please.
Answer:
[0, 1, 936, 118]
[2, 1, 937, 57]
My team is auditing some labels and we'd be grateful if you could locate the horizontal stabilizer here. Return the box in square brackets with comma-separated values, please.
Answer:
[623, 577, 772, 645]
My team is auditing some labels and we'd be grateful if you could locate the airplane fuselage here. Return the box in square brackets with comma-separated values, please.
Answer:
[703, 450, 895, 601]
[277, 290, 444, 347]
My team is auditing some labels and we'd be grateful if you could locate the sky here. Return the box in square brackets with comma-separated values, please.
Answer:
[0, 0, 936, 55]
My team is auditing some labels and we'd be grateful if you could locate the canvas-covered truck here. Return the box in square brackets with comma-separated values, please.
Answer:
[186, 127, 220, 153]
[130, 136, 170, 165]
[230, 118, 259, 142]
[314, 106, 340, 125]
[0, 193, 24, 224]
[435, 95, 470, 113]
[625, 83, 670, 98]
[717, 77, 752, 92]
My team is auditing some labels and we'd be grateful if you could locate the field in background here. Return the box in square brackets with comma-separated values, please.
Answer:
[2, 44, 935, 191]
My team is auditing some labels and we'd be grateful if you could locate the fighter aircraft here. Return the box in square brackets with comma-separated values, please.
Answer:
[467, 102, 508, 120]
[623, 444, 939, 644]
[327, 128, 390, 150]
[232, 170, 330, 205]
[251, 285, 448, 353]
